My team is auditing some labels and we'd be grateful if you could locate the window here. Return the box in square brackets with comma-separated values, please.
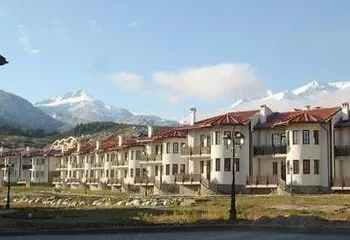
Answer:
[200, 161, 204, 173]
[166, 143, 171, 154]
[272, 162, 278, 175]
[155, 165, 159, 176]
[215, 158, 220, 171]
[130, 151, 134, 160]
[173, 142, 179, 154]
[215, 131, 221, 145]
[235, 158, 240, 172]
[224, 131, 231, 146]
[314, 130, 319, 145]
[224, 158, 231, 172]
[302, 130, 310, 145]
[303, 159, 310, 174]
[111, 170, 115, 178]
[272, 133, 281, 146]
[136, 168, 140, 177]
[207, 135, 211, 146]
[124, 152, 128, 160]
[172, 164, 178, 175]
[124, 170, 127, 178]
[155, 145, 160, 155]
[180, 164, 185, 173]
[292, 130, 299, 144]
[293, 160, 299, 174]
[281, 133, 286, 146]
[200, 135, 206, 147]
[314, 160, 320, 174]
[136, 150, 141, 160]
[287, 161, 290, 174]
[166, 164, 170, 175]
[286, 131, 290, 146]
[130, 168, 134, 177]
[143, 168, 147, 176]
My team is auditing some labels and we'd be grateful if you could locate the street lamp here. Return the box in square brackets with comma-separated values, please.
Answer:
[5, 164, 14, 209]
[0, 54, 8, 66]
[223, 129, 245, 221]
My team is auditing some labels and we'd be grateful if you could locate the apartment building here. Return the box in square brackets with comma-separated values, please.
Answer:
[47, 102, 350, 194]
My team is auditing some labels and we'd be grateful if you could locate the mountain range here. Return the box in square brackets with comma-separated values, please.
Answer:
[35, 90, 179, 129]
[231, 80, 350, 111]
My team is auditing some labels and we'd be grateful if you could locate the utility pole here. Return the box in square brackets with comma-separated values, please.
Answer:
[6, 164, 14, 209]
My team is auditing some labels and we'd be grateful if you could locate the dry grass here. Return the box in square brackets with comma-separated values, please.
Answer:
[139, 195, 350, 223]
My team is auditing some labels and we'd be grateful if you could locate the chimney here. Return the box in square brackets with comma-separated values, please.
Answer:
[304, 105, 311, 110]
[147, 125, 153, 138]
[189, 107, 196, 126]
[341, 102, 349, 121]
[259, 104, 272, 124]
[118, 135, 123, 147]
[95, 140, 100, 150]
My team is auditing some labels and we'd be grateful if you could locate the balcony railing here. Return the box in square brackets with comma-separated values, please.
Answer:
[333, 177, 350, 188]
[22, 164, 32, 170]
[134, 176, 155, 184]
[181, 146, 211, 156]
[141, 154, 162, 162]
[174, 173, 201, 183]
[52, 177, 65, 183]
[57, 164, 68, 169]
[107, 179, 121, 185]
[91, 163, 103, 168]
[71, 163, 84, 168]
[86, 178, 100, 184]
[253, 145, 287, 156]
[334, 146, 350, 157]
[246, 175, 278, 186]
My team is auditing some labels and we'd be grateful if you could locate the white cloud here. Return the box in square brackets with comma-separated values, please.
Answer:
[52, 17, 68, 42]
[90, 20, 101, 34]
[153, 63, 264, 101]
[18, 25, 39, 54]
[106, 72, 144, 90]
[128, 21, 138, 28]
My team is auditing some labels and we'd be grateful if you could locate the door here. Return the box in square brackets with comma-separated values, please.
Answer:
[281, 161, 286, 181]
[206, 160, 211, 181]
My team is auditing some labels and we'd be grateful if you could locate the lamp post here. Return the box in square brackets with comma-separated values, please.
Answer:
[223, 128, 245, 221]
[0, 54, 8, 66]
[6, 164, 14, 209]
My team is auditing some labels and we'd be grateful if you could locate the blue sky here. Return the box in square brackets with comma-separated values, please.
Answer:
[1, 0, 350, 121]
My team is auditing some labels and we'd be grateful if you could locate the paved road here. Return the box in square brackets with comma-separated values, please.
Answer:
[0, 231, 349, 240]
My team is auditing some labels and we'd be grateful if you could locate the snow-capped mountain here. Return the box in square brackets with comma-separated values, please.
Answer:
[231, 80, 350, 111]
[35, 90, 179, 127]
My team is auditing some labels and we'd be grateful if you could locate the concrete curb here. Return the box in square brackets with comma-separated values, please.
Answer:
[1, 223, 350, 236]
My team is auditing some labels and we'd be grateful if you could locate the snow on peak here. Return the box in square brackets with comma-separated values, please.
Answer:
[329, 81, 350, 90]
[291, 80, 324, 95]
[36, 89, 94, 107]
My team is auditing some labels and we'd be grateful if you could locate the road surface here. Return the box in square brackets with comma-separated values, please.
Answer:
[0, 230, 348, 240]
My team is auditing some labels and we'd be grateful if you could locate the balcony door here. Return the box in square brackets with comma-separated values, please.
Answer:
[281, 161, 286, 181]
[206, 160, 211, 181]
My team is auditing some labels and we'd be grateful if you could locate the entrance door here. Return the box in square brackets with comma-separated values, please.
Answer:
[281, 161, 286, 181]
[206, 160, 211, 181]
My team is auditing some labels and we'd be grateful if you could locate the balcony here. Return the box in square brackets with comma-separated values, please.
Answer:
[253, 145, 287, 156]
[246, 175, 278, 187]
[86, 178, 100, 184]
[71, 163, 84, 169]
[174, 173, 201, 184]
[181, 146, 211, 157]
[90, 163, 104, 168]
[22, 164, 32, 170]
[140, 154, 162, 163]
[107, 179, 121, 185]
[52, 177, 65, 183]
[334, 146, 350, 157]
[56, 164, 68, 170]
[134, 176, 155, 185]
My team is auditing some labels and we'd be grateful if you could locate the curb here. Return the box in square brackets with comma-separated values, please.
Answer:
[1, 223, 350, 236]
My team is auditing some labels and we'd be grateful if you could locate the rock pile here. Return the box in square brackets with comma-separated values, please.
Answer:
[2, 196, 184, 208]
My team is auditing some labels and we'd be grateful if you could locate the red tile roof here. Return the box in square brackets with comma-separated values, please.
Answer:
[150, 127, 188, 141]
[195, 110, 259, 127]
[256, 107, 340, 129]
